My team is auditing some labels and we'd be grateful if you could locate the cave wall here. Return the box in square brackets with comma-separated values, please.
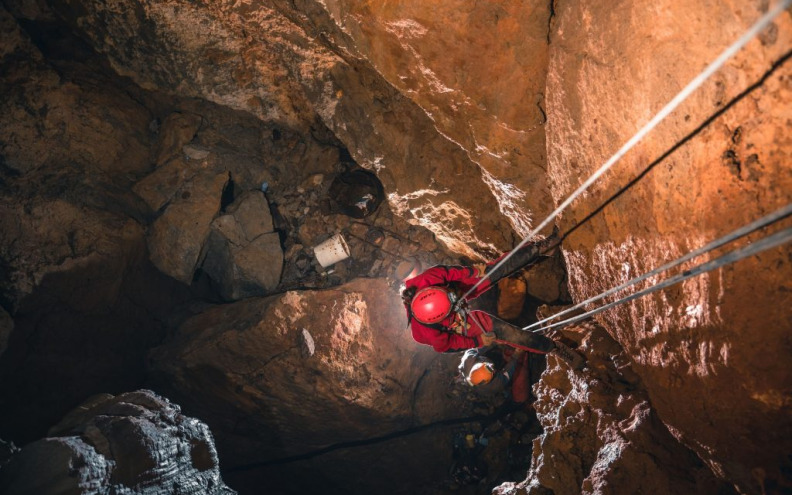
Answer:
[12, 0, 561, 258]
[146, 278, 485, 494]
[545, 1, 792, 493]
[265, 0, 555, 239]
[495, 323, 736, 495]
[2, 0, 791, 494]
[0, 4, 186, 440]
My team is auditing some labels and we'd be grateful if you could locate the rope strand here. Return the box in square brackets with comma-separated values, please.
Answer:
[458, 0, 792, 304]
[532, 226, 792, 334]
[523, 204, 792, 331]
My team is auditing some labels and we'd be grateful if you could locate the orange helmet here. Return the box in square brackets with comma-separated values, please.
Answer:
[410, 286, 454, 324]
[467, 362, 495, 386]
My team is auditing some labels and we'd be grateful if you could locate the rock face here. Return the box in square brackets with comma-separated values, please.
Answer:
[147, 277, 480, 493]
[33, 0, 551, 257]
[495, 323, 735, 495]
[147, 170, 230, 284]
[278, 0, 555, 238]
[201, 191, 283, 300]
[0, 5, 150, 312]
[0, 390, 236, 495]
[545, 2, 792, 493]
[2, 1, 791, 494]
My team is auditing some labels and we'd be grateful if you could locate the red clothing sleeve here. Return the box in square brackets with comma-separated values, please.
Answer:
[410, 318, 481, 353]
[404, 265, 496, 352]
[404, 265, 491, 297]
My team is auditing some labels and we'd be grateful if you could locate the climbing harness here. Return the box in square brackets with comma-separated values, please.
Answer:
[523, 204, 792, 332]
[458, 0, 792, 305]
[531, 224, 792, 334]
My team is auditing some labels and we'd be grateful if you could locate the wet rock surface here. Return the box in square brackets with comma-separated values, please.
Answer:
[0, 390, 235, 495]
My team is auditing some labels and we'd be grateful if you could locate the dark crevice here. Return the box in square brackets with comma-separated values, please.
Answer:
[219, 174, 235, 213]
[228, 412, 505, 472]
[547, 0, 556, 44]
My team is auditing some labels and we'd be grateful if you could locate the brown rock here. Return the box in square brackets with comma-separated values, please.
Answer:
[201, 228, 283, 300]
[521, 255, 567, 304]
[225, 191, 274, 239]
[148, 278, 473, 466]
[495, 277, 527, 321]
[148, 171, 230, 284]
[0, 199, 145, 312]
[546, 3, 792, 491]
[2, 0, 55, 20]
[298, 216, 334, 248]
[132, 156, 200, 211]
[0, 7, 150, 178]
[506, 323, 733, 495]
[48, 0, 520, 257]
[234, 233, 284, 289]
[200, 192, 282, 299]
[292, 0, 554, 238]
[155, 111, 203, 166]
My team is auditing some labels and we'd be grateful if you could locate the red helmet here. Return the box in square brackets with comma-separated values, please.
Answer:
[411, 286, 453, 324]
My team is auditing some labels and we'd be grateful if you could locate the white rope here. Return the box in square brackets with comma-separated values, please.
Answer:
[459, 0, 792, 303]
[532, 226, 792, 334]
[523, 204, 792, 331]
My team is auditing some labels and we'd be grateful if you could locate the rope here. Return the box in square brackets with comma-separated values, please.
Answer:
[523, 204, 792, 331]
[458, 0, 792, 304]
[531, 226, 792, 334]
[550, 48, 792, 257]
[227, 410, 504, 470]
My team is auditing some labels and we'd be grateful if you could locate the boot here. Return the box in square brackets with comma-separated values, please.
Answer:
[490, 317, 555, 353]
[552, 340, 585, 370]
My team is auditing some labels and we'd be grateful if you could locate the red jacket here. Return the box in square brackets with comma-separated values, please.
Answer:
[404, 265, 494, 353]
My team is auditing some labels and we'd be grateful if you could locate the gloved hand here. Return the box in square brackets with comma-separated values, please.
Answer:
[477, 332, 496, 347]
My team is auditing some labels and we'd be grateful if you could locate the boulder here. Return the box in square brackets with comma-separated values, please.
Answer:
[0, 390, 236, 495]
[225, 191, 274, 239]
[147, 171, 230, 284]
[147, 278, 474, 466]
[200, 191, 282, 300]
[132, 156, 201, 212]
